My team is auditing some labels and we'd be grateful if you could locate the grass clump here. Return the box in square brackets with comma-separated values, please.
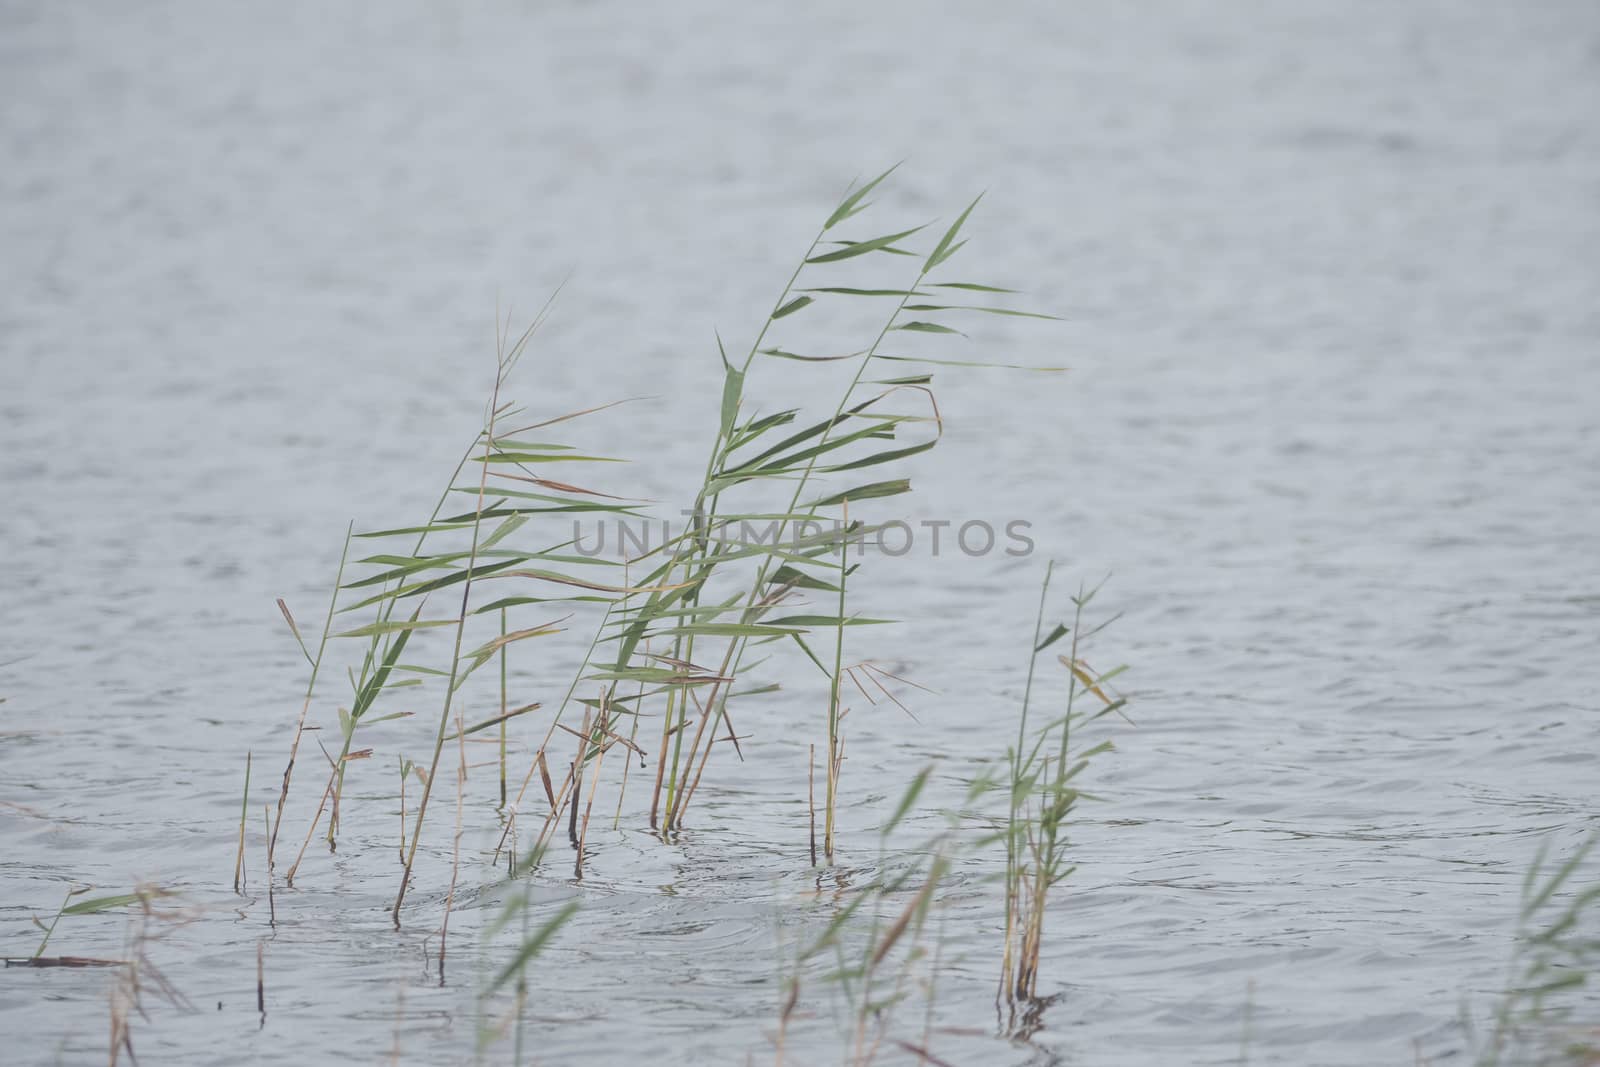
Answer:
[1474, 833, 1600, 1066]
[261, 166, 1060, 936]
[1000, 563, 1127, 1007]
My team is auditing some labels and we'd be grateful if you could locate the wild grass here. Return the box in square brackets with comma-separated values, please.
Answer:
[108, 888, 195, 1066]
[514, 168, 1049, 867]
[267, 537, 349, 875]
[775, 767, 957, 1067]
[999, 564, 1127, 1007]
[262, 168, 1058, 937]
[7, 885, 191, 1061]
[1473, 833, 1600, 1066]
[22, 887, 158, 966]
[242, 168, 1139, 1060]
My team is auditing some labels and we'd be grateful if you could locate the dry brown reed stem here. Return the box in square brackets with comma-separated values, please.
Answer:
[393, 463, 496, 918]
[528, 752, 580, 858]
[479, 482, 672, 860]
[109, 890, 195, 1066]
[662, 580, 809, 835]
[825, 734, 846, 862]
[440, 711, 467, 984]
[808, 744, 818, 866]
[648, 685, 677, 829]
[270, 692, 318, 871]
[554, 717, 644, 761]
[398, 758, 406, 865]
[672, 676, 744, 828]
[574, 693, 610, 879]
[268, 541, 347, 872]
[234, 751, 251, 892]
[285, 754, 341, 886]
[494, 620, 619, 857]
[668, 587, 794, 831]
[611, 719, 638, 830]
[527, 708, 635, 861]
[536, 750, 555, 807]
[666, 685, 715, 828]
[263, 805, 275, 926]
[499, 607, 509, 809]
[611, 648, 650, 828]
[391, 308, 561, 924]
[567, 709, 592, 847]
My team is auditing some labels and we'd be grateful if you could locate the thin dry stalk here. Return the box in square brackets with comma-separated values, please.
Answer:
[498, 607, 509, 808]
[568, 709, 592, 847]
[527, 750, 581, 859]
[268, 542, 348, 873]
[440, 711, 467, 984]
[668, 683, 718, 829]
[826, 733, 846, 862]
[609, 619, 650, 830]
[574, 694, 610, 880]
[394, 315, 536, 925]
[398, 757, 407, 865]
[285, 753, 341, 885]
[264, 805, 276, 926]
[648, 686, 677, 829]
[494, 598, 624, 858]
[108, 888, 196, 1066]
[233, 750, 251, 893]
[536, 749, 555, 808]
[808, 743, 818, 866]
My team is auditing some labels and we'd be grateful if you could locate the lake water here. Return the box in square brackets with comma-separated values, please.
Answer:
[3, 2, 1598, 1064]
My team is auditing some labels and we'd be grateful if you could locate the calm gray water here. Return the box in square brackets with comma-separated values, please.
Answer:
[3, 2, 1598, 1064]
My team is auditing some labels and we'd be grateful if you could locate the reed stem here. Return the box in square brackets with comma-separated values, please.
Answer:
[233, 751, 251, 893]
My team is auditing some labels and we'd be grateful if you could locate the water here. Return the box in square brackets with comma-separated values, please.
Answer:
[3, 1, 1598, 1063]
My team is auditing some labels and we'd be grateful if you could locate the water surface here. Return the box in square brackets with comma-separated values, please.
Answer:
[3, 2, 1598, 1064]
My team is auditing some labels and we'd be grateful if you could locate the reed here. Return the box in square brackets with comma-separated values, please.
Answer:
[28, 887, 150, 962]
[232, 751, 251, 892]
[392, 335, 511, 923]
[439, 710, 468, 983]
[476, 849, 580, 1060]
[1475, 832, 1599, 1065]
[999, 565, 1127, 1007]
[499, 607, 510, 808]
[108, 887, 194, 1067]
[490, 166, 1058, 870]
[263, 170, 1059, 956]
[316, 292, 607, 854]
[778, 767, 952, 1066]
[264, 805, 275, 926]
[267, 539, 348, 873]
[821, 502, 853, 862]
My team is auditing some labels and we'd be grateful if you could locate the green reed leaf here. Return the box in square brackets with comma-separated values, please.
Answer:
[772, 295, 814, 319]
[806, 225, 925, 264]
[824, 162, 900, 229]
[808, 478, 912, 508]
